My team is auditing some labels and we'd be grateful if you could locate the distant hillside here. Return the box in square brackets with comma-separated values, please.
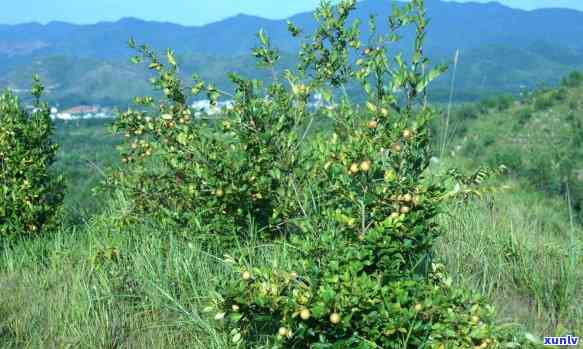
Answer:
[445, 71, 583, 214]
[2, 0, 583, 58]
[1, 0, 583, 106]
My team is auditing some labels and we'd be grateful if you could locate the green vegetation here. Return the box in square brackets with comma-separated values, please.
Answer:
[444, 70, 583, 219]
[0, 77, 64, 239]
[1, 0, 582, 348]
[53, 118, 122, 225]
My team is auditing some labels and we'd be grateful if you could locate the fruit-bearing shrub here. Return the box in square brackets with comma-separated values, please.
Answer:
[116, 0, 537, 346]
[0, 77, 64, 239]
[210, 1, 536, 348]
[111, 32, 316, 242]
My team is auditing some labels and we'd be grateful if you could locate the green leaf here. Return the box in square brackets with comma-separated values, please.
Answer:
[177, 133, 188, 145]
[166, 49, 177, 66]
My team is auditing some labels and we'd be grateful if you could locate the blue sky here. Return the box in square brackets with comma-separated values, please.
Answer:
[1, 0, 582, 25]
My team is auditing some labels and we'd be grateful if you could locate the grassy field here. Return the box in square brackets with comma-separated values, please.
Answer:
[1, 188, 581, 347]
[2, 76, 583, 347]
[0, 163, 581, 347]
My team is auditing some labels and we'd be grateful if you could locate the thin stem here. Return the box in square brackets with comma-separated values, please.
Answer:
[440, 49, 459, 158]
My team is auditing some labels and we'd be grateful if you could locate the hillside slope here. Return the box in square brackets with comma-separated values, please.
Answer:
[445, 71, 583, 213]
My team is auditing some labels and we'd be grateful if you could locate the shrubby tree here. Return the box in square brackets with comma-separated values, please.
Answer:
[115, 0, 538, 347]
[0, 76, 65, 238]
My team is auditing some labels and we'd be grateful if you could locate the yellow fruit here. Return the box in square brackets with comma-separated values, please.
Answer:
[278, 327, 289, 337]
[384, 170, 397, 182]
[412, 195, 421, 206]
[414, 303, 423, 312]
[402, 193, 412, 202]
[242, 271, 252, 280]
[392, 143, 402, 153]
[231, 304, 240, 312]
[329, 312, 341, 324]
[403, 129, 413, 140]
[400, 206, 410, 214]
[300, 308, 311, 320]
[349, 163, 359, 174]
[215, 189, 224, 198]
[367, 120, 378, 129]
[359, 160, 371, 172]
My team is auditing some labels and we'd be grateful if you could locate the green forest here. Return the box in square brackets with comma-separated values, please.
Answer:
[1, 0, 582, 348]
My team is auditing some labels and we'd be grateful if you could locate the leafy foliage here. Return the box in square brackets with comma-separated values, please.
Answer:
[0, 77, 65, 239]
[107, 0, 543, 347]
[110, 38, 313, 241]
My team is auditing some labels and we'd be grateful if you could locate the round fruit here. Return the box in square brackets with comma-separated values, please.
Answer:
[392, 143, 402, 153]
[400, 206, 411, 214]
[412, 195, 421, 206]
[278, 327, 289, 337]
[380, 108, 389, 117]
[414, 303, 423, 312]
[232, 304, 240, 312]
[359, 160, 371, 172]
[242, 271, 252, 280]
[215, 188, 225, 198]
[349, 163, 359, 174]
[367, 120, 378, 129]
[402, 193, 412, 202]
[403, 129, 413, 140]
[300, 308, 311, 320]
[329, 312, 341, 324]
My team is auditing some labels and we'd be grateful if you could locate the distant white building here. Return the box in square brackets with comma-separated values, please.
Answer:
[191, 99, 234, 116]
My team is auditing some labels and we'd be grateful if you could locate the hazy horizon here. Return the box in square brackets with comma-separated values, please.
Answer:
[2, 0, 583, 26]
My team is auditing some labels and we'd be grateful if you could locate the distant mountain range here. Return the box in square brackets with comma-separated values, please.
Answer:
[1, 0, 583, 107]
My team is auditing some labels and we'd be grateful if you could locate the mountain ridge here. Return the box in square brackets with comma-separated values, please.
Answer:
[2, 0, 583, 58]
[1, 0, 583, 106]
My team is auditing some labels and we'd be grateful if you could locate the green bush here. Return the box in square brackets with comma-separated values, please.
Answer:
[494, 95, 514, 111]
[110, 31, 315, 241]
[0, 77, 65, 239]
[534, 94, 553, 111]
[560, 71, 583, 88]
[210, 0, 537, 347]
[113, 0, 540, 346]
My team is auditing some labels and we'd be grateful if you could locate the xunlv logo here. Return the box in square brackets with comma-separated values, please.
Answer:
[543, 335, 579, 346]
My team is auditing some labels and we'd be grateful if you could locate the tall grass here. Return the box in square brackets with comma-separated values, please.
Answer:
[435, 183, 582, 336]
[1, 179, 581, 347]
